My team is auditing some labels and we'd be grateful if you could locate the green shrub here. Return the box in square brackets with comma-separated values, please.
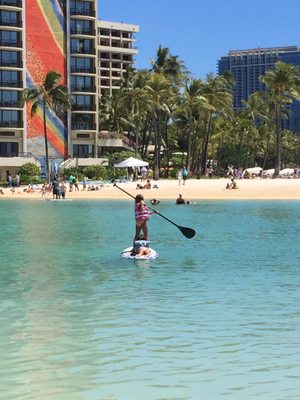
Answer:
[18, 163, 41, 182]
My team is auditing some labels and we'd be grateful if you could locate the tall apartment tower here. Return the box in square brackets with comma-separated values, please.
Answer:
[98, 20, 139, 96]
[218, 46, 300, 132]
[0, 0, 99, 175]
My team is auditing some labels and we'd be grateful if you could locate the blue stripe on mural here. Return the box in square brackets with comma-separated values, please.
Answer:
[50, 0, 65, 30]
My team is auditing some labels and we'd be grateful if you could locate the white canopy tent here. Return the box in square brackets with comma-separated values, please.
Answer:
[114, 157, 149, 181]
[114, 157, 149, 168]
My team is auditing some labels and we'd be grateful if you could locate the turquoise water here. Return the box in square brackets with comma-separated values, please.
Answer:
[1, 199, 300, 400]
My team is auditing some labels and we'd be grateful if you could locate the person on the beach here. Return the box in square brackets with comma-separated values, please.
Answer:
[133, 194, 151, 246]
[177, 168, 183, 185]
[136, 179, 151, 190]
[182, 167, 188, 184]
[74, 176, 80, 191]
[225, 178, 238, 189]
[176, 193, 186, 204]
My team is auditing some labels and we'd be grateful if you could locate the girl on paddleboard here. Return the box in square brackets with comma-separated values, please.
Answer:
[133, 194, 152, 246]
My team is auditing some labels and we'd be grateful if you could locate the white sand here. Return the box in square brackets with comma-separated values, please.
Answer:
[1, 178, 300, 201]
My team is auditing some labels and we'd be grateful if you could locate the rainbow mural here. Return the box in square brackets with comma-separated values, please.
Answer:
[26, 0, 67, 158]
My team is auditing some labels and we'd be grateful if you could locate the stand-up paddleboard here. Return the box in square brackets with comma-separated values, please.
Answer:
[39, 198, 73, 202]
[122, 240, 158, 260]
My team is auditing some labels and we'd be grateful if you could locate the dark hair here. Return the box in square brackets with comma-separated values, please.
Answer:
[135, 194, 144, 203]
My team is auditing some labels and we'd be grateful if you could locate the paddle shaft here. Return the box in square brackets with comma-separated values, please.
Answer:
[113, 183, 196, 238]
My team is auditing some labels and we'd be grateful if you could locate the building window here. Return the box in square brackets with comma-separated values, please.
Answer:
[0, 30, 19, 46]
[0, 90, 19, 106]
[70, 0, 93, 16]
[71, 75, 92, 92]
[73, 94, 93, 110]
[0, 50, 19, 67]
[71, 38, 94, 54]
[71, 114, 94, 130]
[0, 10, 19, 26]
[0, 110, 20, 127]
[73, 144, 94, 157]
[70, 57, 93, 73]
[70, 19, 93, 35]
[0, 141, 18, 156]
[0, 70, 19, 87]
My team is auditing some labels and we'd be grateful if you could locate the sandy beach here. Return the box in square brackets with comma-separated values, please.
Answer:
[1, 178, 300, 201]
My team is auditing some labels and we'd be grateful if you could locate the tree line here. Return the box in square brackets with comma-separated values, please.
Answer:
[100, 46, 300, 179]
[21, 47, 300, 182]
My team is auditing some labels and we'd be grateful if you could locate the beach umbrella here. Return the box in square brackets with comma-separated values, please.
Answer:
[262, 169, 275, 178]
[245, 167, 262, 174]
[279, 168, 294, 177]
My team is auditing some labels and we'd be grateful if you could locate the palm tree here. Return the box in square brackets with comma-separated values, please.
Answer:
[20, 71, 73, 182]
[261, 62, 300, 177]
[145, 72, 174, 179]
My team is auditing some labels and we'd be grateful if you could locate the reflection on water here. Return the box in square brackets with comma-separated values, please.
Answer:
[1, 200, 300, 399]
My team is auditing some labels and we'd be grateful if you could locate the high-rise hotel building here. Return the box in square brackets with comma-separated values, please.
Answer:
[0, 0, 99, 178]
[218, 46, 300, 132]
[98, 20, 139, 97]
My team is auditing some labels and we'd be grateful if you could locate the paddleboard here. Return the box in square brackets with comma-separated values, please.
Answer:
[121, 240, 158, 260]
[39, 198, 73, 202]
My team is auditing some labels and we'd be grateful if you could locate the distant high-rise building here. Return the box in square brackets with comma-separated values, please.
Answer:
[98, 20, 139, 96]
[218, 46, 300, 132]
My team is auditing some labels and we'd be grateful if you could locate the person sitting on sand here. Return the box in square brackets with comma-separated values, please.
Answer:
[0, 189, 4, 195]
[176, 193, 186, 204]
[226, 178, 238, 189]
[136, 179, 151, 190]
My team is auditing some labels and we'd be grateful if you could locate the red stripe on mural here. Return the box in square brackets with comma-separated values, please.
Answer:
[26, 0, 66, 82]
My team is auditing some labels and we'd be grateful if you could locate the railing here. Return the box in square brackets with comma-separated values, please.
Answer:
[70, 47, 95, 55]
[71, 123, 96, 130]
[0, 121, 22, 128]
[70, 9, 95, 17]
[72, 104, 96, 111]
[0, 61, 22, 68]
[0, 20, 20, 27]
[0, 0, 21, 6]
[0, 40, 22, 47]
[0, 101, 19, 107]
[71, 86, 93, 92]
[0, 80, 22, 87]
[0, 152, 40, 161]
[70, 29, 94, 36]
[70, 66, 95, 74]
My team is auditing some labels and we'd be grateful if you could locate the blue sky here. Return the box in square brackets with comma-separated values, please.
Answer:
[99, 0, 300, 79]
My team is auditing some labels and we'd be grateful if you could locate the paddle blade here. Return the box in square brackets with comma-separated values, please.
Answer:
[179, 226, 196, 239]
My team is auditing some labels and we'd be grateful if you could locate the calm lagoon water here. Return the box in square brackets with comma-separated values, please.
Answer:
[1, 199, 300, 400]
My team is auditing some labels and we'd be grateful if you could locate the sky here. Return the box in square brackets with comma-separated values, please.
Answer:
[99, 0, 300, 79]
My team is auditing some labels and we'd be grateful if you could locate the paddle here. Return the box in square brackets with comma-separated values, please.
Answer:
[113, 183, 196, 239]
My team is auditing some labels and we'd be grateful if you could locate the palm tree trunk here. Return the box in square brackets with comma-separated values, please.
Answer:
[274, 105, 281, 178]
[43, 104, 50, 183]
